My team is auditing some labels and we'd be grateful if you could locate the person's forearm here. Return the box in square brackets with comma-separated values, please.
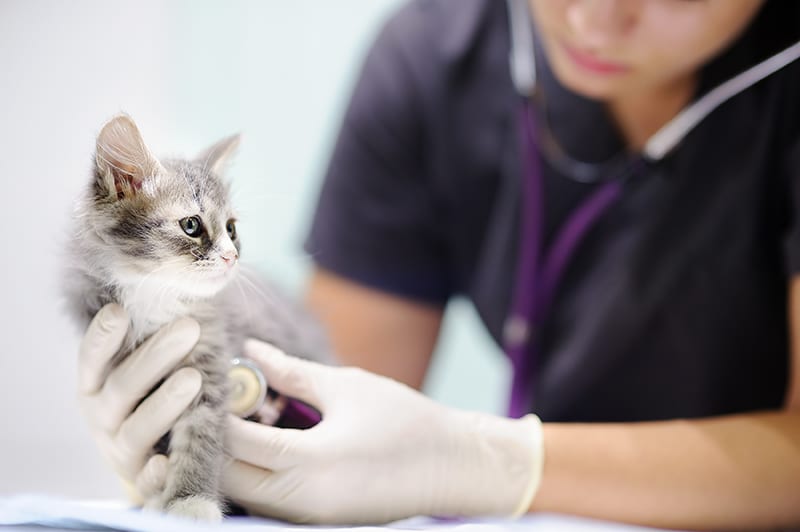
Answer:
[306, 268, 443, 389]
[532, 410, 800, 530]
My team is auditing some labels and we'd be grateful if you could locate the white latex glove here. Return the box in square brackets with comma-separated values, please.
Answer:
[222, 340, 544, 525]
[78, 303, 203, 502]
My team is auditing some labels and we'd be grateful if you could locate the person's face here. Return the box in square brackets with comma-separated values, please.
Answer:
[528, 0, 767, 100]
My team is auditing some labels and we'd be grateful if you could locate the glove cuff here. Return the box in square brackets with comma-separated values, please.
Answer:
[445, 410, 545, 518]
[510, 414, 544, 517]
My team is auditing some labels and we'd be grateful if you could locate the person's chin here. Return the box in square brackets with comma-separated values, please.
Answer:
[545, 46, 634, 101]
[551, 64, 628, 100]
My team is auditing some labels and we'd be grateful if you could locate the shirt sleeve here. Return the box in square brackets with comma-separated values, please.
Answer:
[304, 5, 452, 304]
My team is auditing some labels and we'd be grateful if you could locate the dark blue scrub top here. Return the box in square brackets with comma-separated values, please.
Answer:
[305, 0, 800, 422]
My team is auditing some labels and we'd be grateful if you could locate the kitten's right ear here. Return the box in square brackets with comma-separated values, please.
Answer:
[195, 133, 240, 176]
[94, 114, 164, 201]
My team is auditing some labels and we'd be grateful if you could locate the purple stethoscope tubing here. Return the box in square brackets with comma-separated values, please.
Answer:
[504, 101, 636, 418]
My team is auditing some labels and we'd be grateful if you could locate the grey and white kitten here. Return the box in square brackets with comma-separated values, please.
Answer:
[64, 115, 331, 520]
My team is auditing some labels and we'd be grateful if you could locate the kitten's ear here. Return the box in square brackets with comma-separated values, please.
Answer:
[195, 134, 240, 176]
[94, 114, 164, 200]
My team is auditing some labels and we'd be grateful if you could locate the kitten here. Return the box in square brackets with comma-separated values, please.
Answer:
[64, 114, 331, 520]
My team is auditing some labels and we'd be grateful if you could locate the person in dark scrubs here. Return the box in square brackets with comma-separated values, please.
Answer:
[78, 0, 800, 528]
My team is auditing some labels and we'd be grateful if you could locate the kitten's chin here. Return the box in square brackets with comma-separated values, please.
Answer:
[119, 266, 237, 301]
[181, 270, 237, 299]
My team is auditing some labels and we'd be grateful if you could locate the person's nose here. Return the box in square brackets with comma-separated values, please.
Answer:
[566, 0, 636, 48]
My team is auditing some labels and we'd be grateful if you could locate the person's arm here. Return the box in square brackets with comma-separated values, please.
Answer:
[302, 271, 800, 529]
[529, 277, 800, 530]
[305, 267, 443, 389]
[219, 268, 800, 528]
[304, 270, 800, 528]
[536, 414, 800, 529]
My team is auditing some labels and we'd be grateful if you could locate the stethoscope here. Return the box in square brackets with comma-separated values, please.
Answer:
[228, 357, 320, 426]
[503, 0, 800, 417]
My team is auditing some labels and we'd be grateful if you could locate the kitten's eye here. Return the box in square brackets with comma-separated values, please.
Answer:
[226, 219, 237, 240]
[179, 216, 203, 237]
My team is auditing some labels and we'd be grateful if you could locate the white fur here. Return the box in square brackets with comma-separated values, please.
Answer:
[164, 495, 223, 522]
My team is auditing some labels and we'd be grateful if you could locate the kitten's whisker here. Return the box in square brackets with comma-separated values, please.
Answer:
[235, 268, 303, 328]
[232, 276, 254, 325]
[236, 268, 280, 306]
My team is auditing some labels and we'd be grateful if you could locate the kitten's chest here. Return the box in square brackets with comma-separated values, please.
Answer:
[119, 282, 220, 342]
[116, 290, 231, 378]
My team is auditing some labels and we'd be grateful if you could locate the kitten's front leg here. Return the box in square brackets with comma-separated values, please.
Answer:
[150, 352, 228, 521]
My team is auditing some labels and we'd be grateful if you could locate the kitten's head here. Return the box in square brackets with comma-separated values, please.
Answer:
[83, 114, 241, 300]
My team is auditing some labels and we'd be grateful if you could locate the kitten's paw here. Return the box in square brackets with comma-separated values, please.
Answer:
[166, 496, 223, 522]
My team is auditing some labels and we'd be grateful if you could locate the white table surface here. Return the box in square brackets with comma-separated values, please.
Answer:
[0, 494, 680, 532]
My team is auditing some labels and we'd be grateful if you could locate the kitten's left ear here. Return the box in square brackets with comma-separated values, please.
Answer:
[196, 134, 240, 176]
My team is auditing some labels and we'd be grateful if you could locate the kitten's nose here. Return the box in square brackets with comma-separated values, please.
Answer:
[221, 251, 239, 267]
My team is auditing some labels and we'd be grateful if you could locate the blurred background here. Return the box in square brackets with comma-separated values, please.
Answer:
[0, 1, 509, 498]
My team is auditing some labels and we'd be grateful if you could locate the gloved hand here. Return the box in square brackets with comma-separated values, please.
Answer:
[221, 340, 545, 525]
[77, 303, 202, 502]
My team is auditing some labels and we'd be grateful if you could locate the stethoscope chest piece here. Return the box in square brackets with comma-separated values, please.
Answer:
[228, 357, 268, 419]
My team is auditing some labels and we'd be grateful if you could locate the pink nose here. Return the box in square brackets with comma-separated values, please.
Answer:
[221, 251, 238, 266]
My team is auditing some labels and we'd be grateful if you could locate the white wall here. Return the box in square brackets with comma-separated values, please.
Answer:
[0, 1, 508, 498]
